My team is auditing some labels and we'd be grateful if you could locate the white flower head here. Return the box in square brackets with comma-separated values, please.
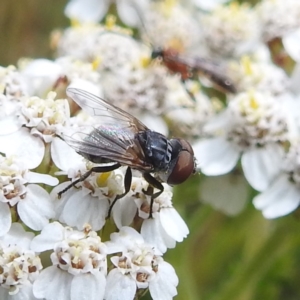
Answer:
[51, 162, 125, 231]
[253, 141, 300, 219]
[105, 226, 178, 300]
[113, 176, 189, 254]
[31, 222, 107, 300]
[230, 56, 290, 96]
[164, 78, 214, 139]
[0, 155, 57, 235]
[0, 223, 42, 298]
[200, 2, 260, 58]
[194, 91, 289, 191]
[0, 65, 27, 98]
[141, 0, 201, 52]
[256, 0, 300, 41]
[20, 92, 70, 143]
[102, 64, 168, 113]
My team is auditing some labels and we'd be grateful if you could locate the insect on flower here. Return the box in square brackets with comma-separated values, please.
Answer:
[59, 88, 196, 217]
[152, 47, 237, 94]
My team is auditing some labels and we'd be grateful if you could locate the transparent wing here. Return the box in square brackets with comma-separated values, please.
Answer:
[66, 87, 149, 131]
[63, 88, 153, 170]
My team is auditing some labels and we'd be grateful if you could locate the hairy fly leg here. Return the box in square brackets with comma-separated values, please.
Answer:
[107, 167, 132, 218]
[143, 173, 164, 218]
[57, 163, 121, 198]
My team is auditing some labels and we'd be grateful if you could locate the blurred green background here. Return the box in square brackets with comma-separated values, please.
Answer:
[2, 1, 300, 299]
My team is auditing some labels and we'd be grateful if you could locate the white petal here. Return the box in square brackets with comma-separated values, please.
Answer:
[2, 223, 34, 249]
[51, 137, 83, 172]
[105, 269, 136, 300]
[21, 59, 62, 96]
[241, 144, 284, 191]
[112, 196, 137, 229]
[65, 0, 108, 23]
[30, 222, 65, 252]
[71, 273, 106, 300]
[62, 190, 109, 231]
[193, 0, 230, 11]
[141, 218, 173, 254]
[160, 208, 189, 242]
[149, 261, 178, 300]
[0, 115, 22, 135]
[193, 137, 240, 175]
[282, 28, 300, 62]
[0, 284, 37, 300]
[253, 175, 300, 219]
[117, 0, 148, 27]
[17, 184, 55, 231]
[0, 128, 44, 169]
[33, 266, 72, 300]
[26, 171, 59, 186]
[0, 202, 11, 236]
[200, 173, 249, 216]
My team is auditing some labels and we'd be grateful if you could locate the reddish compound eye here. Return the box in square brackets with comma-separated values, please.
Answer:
[167, 139, 195, 185]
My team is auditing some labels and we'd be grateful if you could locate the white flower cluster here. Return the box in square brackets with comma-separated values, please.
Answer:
[2, 0, 300, 298]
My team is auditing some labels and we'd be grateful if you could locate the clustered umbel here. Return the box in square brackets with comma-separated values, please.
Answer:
[226, 92, 289, 149]
[51, 230, 107, 275]
[0, 243, 42, 295]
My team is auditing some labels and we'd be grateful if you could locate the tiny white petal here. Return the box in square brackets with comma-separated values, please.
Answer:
[160, 208, 189, 242]
[33, 266, 72, 300]
[253, 175, 300, 218]
[0, 202, 11, 236]
[149, 261, 178, 300]
[62, 190, 108, 230]
[65, 0, 108, 23]
[200, 173, 249, 216]
[282, 28, 300, 61]
[30, 222, 65, 252]
[141, 218, 173, 254]
[51, 137, 83, 172]
[0, 284, 38, 300]
[242, 144, 284, 191]
[26, 171, 59, 186]
[2, 223, 34, 249]
[0, 128, 44, 169]
[71, 273, 106, 300]
[117, 0, 148, 27]
[17, 184, 55, 231]
[105, 269, 136, 300]
[194, 137, 240, 175]
[0, 115, 22, 135]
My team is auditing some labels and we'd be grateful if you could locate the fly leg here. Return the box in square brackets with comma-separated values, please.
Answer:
[57, 163, 121, 198]
[143, 173, 164, 218]
[107, 167, 132, 219]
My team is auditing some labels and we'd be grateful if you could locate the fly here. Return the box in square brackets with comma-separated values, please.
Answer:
[59, 88, 196, 217]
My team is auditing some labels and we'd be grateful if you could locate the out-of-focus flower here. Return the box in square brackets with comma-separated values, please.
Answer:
[200, 2, 260, 59]
[256, 0, 300, 41]
[192, 0, 230, 11]
[0, 156, 57, 235]
[230, 56, 290, 96]
[141, 0, 201, 53]
[20, 59, 63, 97]
[105, 226, 179, 300]
[31, 222, 107, 300]
[0, 223, 42, 299]
[194, 91, 290, 191]
[253, 141, 300, 218]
